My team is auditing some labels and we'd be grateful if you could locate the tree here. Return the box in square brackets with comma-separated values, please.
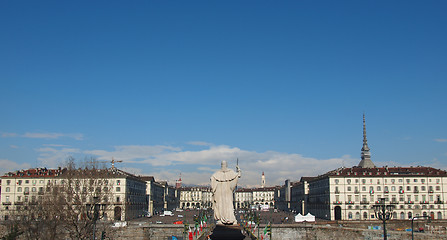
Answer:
[5, 157, 117, 240]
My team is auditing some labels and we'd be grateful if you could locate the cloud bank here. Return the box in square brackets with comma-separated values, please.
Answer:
[84, 144, 357, 187]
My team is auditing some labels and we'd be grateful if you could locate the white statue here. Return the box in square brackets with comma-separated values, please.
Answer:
[211, 160, 241, 225]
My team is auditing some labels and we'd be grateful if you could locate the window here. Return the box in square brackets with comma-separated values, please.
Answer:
[24, 187, 29, 193]
[347, 179, 351, 184]
[18, 180, 22, 185]
[377, 186, 381, 191]
[362, 186, 366, 191]
[421, 179, 425, 183]
[414, 179, 418, 183]
[362, 179, 366, 184]
[32, 187, 36, 192]
[117, 180, 121, 185]
[5, 196, 9, 202]
[25, 180, 29, 184]
[116, 187, 121, 192]
[407, 186, 411, 191]
[406, 179, 410, 184]
[5, 187, 10, 192]
[6, 180, 11, 185]
[391, 179, 395, 184]
[399, 179, 403, 183]
[335, 179, 339, 184]
[391, 186, 396, 191]
[17, 187, 22, 192]
[436, 186, 441, 191]
[32, 180, 36, 185]
[347, 187, 352, 191]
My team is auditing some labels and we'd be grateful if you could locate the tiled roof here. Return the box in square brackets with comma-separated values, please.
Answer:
[2, 168, 64, 178]
[311, 166, 447, 181]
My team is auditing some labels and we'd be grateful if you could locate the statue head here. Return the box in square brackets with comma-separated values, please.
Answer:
[221, 160, 228, 171]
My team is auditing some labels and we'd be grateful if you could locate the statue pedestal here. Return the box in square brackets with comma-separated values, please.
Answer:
[209, 224, 249, 240]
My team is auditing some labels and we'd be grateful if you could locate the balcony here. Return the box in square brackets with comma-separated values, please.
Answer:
[38, 191, 44, 195]
[333, 201, 342, 205]
[429, 190, 434, 193]
[360, 201, 369, 205]
[414, 190, 419, 193]
[435, 200, 444, 204]
[24, 191, 30, 195]
[384, 191, 389, 193]
[354, 190, 360, 194]
[390, 201, 399, 204]
[345, 201, 355, 205]
[406, 201, 414, 204]
[399, 190, 404, 194]
[15, 202, 24, 205]
[2, 202, 11, 205]
[335, 190, 340, 194]
[420, 201, 429, 204]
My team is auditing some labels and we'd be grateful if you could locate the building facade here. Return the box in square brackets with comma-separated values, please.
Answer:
[1, 167, 147, 221]
[281, 115, 447, 220]
[179, 187, 212, 209]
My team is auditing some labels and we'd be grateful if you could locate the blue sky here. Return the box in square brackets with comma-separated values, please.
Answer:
[1, 1, 446, 187]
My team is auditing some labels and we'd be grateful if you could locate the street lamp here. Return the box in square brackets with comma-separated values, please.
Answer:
[411, 216, 431, 240]
[87, 196, 104, 240]
[372, 198, 395, 240]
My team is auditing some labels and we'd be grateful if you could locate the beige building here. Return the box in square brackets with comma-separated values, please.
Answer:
[290, 115, 447, 220]
[235, 187, 277, 209]
[179, 187, 212, 209]
[1, 167, 147, 221]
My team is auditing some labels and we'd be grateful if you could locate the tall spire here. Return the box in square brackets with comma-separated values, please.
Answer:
[358, 113, 375, 168]
[261, 172, 266, 188]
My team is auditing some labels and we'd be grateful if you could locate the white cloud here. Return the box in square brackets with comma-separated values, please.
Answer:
[42, 144, 69, 147]
[187, 141, 213, 146]
[0, 159, 31, 175]
[86, 144, 357, 187]
[434, 139, 447, 143]
[1, 132, 18, 137]
[36, 147, 81, 167]
[23, 132, 84, 140]
[84, 145, 182, 166]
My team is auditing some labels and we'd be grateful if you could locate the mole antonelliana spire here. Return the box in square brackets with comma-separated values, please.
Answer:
[358, 114, 375, 168]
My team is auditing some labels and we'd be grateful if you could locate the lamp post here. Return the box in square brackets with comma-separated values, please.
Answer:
[87, 196, 102, 240]
[372, 198, 395, 240]
[411, 216, 431, 240]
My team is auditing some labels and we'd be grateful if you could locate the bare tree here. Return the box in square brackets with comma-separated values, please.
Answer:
[5, 157, 117, 240]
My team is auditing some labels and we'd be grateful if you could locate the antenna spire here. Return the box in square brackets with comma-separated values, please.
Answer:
[358, 113, 375, 168]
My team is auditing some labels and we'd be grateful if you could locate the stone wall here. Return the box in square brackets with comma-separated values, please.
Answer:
[270, 224, 447, 240]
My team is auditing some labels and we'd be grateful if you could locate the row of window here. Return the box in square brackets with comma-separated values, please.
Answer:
[346, 211, 442, 220]
[3, 179, 123, 186]
[3, 195, 123, 204]
[336, 185, 440, 193]
[335, 178, 442, 185]
[337, 194, 442, 203]
[4, 186, 124, 193]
